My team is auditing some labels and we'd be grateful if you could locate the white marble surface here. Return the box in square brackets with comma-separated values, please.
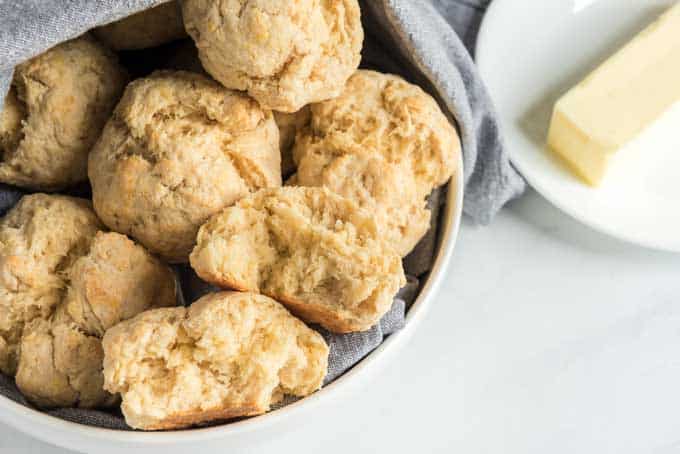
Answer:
[2, 189, 680, 454]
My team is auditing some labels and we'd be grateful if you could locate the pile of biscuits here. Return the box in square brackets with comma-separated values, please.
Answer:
[0, 0, 460, 430]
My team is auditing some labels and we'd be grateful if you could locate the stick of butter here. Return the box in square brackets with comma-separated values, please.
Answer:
[547, 3, 680, 186]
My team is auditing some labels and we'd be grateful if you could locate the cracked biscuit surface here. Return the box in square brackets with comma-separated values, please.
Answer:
[0, 194, 102, 375]
[0, 35, 127, 190]
[62, 232, 177, 338]
[293, 70, 461, 256]
[94, 1, 187, 51]
[16, 307, 115, 409]
[190, 187, 405, 333]
[182, 0, 363, 112]
[15, 231, 177, 408]
[88, 70, 281, 263]
[102, 291, 328, 430]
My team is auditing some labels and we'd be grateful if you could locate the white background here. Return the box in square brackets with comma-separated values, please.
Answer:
[3, 189, 680, 453]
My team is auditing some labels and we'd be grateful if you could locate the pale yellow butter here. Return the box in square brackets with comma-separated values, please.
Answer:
[547, 2, 680, 186]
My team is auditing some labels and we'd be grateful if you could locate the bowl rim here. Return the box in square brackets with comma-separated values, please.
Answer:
[0, 153, 464, 446]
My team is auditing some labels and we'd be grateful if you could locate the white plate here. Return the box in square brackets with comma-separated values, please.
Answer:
[476, 0, 680, 252]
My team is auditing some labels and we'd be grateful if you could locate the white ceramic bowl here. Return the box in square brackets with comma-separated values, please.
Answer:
[0, 155, 464, 453]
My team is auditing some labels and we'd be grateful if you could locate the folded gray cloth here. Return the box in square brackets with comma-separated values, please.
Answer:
[0, 0, 524, 430]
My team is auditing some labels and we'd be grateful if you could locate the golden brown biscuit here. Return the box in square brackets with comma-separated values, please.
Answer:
[0, 36, 127, 190]
[182, 0, 363, 112]
[88, 71, 281, 263]
[190, 187, 406, 333]
[62, 231, 178, 337]
[0, 194, 102, 375]
[15, 231, 177, 408]
[297, 153, 431, 257]
[293, 70, 461, 256]
[93, 1, 187, 50]
[102, 291, 329, 430]
[274, 107, 310, 177]
[16, 308, 114, 409]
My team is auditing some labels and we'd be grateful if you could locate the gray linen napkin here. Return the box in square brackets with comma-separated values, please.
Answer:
[0, 0, 525, 430]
